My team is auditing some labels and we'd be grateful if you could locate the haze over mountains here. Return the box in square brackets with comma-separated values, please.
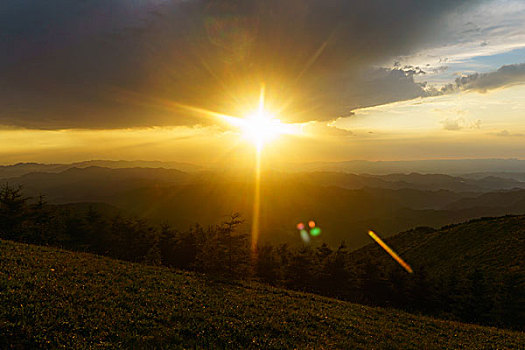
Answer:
[0, 160, 202, 178]
[4, 158, 525, 178]
[3, 159, 525, 249]
[284, 158, 525, 175]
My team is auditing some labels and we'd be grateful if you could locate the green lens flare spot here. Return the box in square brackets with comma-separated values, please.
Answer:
[310, 227, 321, 236]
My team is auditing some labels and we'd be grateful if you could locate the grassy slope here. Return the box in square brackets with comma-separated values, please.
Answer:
[360, 215, 525, 278]
[1, 240, 523, 349]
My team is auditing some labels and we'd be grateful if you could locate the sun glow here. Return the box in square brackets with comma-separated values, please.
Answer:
[238, 111, 296, 149]
[221, 86, 301, 150]
[120, 84, 303, 255]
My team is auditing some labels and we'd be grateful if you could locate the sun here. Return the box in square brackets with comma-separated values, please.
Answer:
[221, 108, 299, 149]
[219, 85, 301, 149]
[167, 84, 300, 150]
[238, 110, 294, 149]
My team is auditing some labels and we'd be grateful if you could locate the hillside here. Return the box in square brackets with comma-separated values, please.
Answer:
[1, 240, 524, 348]
[353, 215, 525, 278]
[445, 190, 525, 211]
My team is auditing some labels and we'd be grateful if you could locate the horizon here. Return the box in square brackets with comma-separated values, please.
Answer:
[4, 156, 525, 167]
[5, 158, 525, 180]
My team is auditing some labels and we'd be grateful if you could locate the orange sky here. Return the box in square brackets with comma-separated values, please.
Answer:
[1, 1, 525, 164]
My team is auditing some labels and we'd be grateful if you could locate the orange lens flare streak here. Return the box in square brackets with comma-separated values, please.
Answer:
[251, 85, 265, 256]
[251, 144, 262, 254]
[368, 230, 413, 273]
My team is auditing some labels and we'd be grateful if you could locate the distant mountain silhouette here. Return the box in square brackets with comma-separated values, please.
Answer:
[8, 166, 190, 203]
[302, 171, 525, 192]
[4, 158, 525, 179]
[445, 189, 525, 212]
[0, 160, 201, 179]
[0, 162, 70, 179]
[461, 172, 525, 182]
[286, 158, 525, 174]
[5, 166, 525, 249]
[70, 160, 202, 172]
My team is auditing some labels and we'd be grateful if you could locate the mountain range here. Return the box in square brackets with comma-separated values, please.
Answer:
[3, 162, 525, 249]
[4, 158, 525, 178]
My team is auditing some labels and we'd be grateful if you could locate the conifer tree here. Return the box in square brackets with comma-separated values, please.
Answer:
[0, 183, 28, 240]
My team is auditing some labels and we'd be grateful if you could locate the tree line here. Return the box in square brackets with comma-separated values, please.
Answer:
[0, 183, 523, 331]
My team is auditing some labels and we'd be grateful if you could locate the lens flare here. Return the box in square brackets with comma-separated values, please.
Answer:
[300, 229, 310, 243]
[368, 230, 413, 274]
[250, 140, 262, 254]
[310, 227, 321, 236]
[296, 219, 322, 242]
[114, 84, 304, 260]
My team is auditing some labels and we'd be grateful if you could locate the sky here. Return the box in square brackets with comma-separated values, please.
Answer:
[1, 0, 525, 165]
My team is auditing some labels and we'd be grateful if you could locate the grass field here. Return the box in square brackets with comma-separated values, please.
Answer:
[1, 239, 524, 349]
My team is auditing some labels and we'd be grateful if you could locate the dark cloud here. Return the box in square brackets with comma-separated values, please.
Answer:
[438, 63, 525, 94]
[343, 68, 429, 110]
[0, 0, 481, 129]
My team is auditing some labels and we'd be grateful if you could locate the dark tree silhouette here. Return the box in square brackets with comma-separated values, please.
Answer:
[0, 183, 28, 240]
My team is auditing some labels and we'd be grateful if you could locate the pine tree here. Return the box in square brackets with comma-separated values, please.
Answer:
[463, 269, 493, 324]
[85, 206, 109, 254]
[493, 272, 524, 329]
[359, 258, 389, 305]
[254, 245, 281, 284]
[284, 247, 315, 291]
[26, 195, 55, 244]
[195, 214, 249, 278]
[0, 183, 28, 240]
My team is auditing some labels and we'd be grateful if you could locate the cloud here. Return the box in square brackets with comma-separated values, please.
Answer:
[441, 117, 481, 131]
[446, 63, 525, 93]
[302, 122, 354, 138]
[394, 0, 525, 71]
[432, 63, 525, 96]
[345, 68, 429, 109]
[492, 129, 525, 137]
[0, 0, 482, 129]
